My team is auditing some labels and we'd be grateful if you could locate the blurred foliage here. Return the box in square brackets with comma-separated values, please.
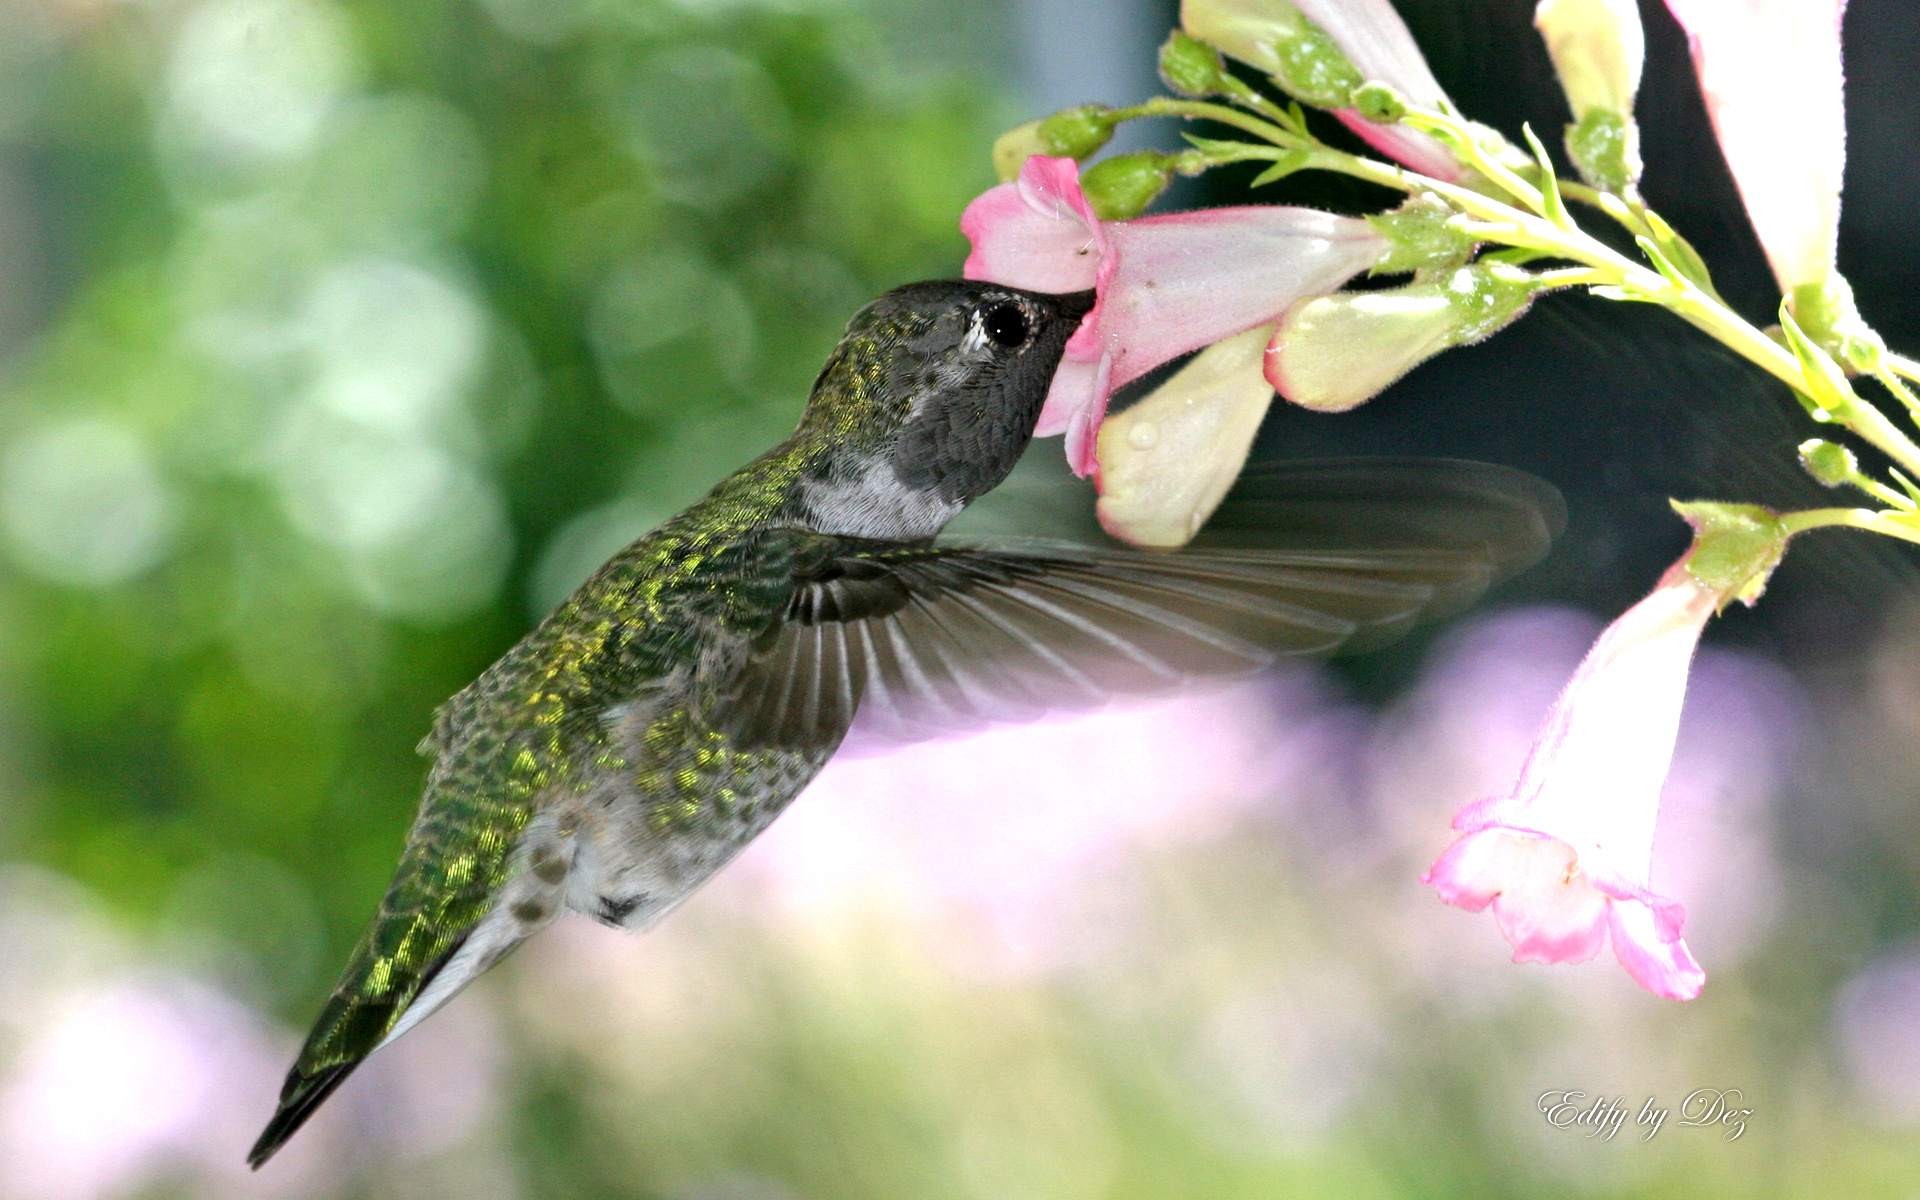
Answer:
[0, 0, 1009, 972]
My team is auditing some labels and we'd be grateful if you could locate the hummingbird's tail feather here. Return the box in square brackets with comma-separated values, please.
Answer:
[247, 927, 471, 1169]
[246, 1060, 357, 1169]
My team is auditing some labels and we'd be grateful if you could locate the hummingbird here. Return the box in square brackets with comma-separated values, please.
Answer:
[248, 279, 1558, 1166]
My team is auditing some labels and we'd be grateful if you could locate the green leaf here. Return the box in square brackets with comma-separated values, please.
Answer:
[1779, 302, 1858, 417]
[1249, 151, 1310, 187]
[1519, 123, 1569, 229]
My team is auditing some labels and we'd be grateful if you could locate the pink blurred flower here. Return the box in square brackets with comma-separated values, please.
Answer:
[1663, 0, 1847, 292]
[961, 156, 1386, 475]
[1422, 560, 1716, 1000]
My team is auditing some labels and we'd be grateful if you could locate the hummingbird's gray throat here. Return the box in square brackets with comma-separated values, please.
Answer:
[792, 281, 1094, 541]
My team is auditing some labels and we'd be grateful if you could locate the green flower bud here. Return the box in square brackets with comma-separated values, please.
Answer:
[1160, 30, 1233, 97]
[1269, 264, 1540, 412]
[1038, 104, 1119, 158]
[1536, 0, 1644, 191]
[1096, 325, 1276, 548]
[991, 105, 1119, 184]
[1351, 81, 1406, 125]
[991, 120, 1048, 183]
[1535, 0, 1643, 120]
[1798, 438, 1857, 488]
[1081, 151, 1177, 221]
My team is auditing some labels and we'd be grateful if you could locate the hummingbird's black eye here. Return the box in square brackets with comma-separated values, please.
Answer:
[983, 302, 1029, 348]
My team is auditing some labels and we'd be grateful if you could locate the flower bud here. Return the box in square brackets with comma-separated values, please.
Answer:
[991, 105, 1118, 182]
[1798, 438, 1857, 488]
[991, 121, 1048, 183]
[1535, 0, 1643, 119]
[1182, 0, 1362, 109]
[1266, 264, 1538, 411]
[1160, 30, 1233, 97]
[1095, 325, 1275, 547]
[1080, 151, 1177, 221]
[1535, 0, 1644, 190]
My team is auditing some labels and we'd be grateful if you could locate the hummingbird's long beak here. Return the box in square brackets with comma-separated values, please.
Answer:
[1051, 288, 1097, 322]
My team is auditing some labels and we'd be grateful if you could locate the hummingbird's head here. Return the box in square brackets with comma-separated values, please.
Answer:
[792, 280, 1094, 539]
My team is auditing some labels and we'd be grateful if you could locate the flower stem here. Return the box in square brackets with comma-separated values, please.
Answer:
[1118, 97, 1299, 151]
[1887, 351, 1920, 387]
[1121, 93, 1920, 487]
[1779, 507, 1920, 547]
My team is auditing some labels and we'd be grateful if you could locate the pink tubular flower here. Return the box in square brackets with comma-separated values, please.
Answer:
[1182, 0, 1466, 180]
[1422, 558, 1716, 999]
[1663, 0, 1847, 292]
[1292, 0, 1465, 180]
[961, 156, 1387, 475]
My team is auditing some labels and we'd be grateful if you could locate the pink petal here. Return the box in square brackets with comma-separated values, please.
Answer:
[1057, 356, 1113, 476]
[1034, 358, 1101, 439]
[1094, 207, 1387, 391]
[1334, 110, 1467, 182]
[1662, 0, 1846, 291]
[1425, 828, 1610, 965]
[960, 156, 1108, 294]
[1293, 0, 1451, 106]
[1425, 554, 1723, 999]
[1493, 566, 1717, 891]
[1607, 898, 1706, 999]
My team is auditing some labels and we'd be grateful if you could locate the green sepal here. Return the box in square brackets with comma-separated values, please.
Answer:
[1270, 19, 1364, 108]
[1366, 194, 1475, 275]
[1779, 301, 1858, 418]
[1564, 107, 1640, 193]
[1081, 151, 1177, 221]
[1519, 123, 1570, 229]
[1638, 208, 1721, 301]
[1790, 276, 1887, 372]
[1633, 233, 1691, 292]
[1248, 150, 1310, 187]
[1671, 499, 1788, 609]
[1351, 82, 1407, 124]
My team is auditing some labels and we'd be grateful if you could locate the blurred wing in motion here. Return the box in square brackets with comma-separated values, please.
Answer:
[720, 458, 1563, 748]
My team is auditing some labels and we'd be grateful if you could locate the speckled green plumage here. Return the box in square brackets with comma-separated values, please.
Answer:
[255, 310, 938, 1148]
[304, 449, 820, 1061]
[251, 282, 1111, 1168]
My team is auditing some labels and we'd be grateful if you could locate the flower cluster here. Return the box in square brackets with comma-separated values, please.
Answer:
[963, 0, 1897, 1000]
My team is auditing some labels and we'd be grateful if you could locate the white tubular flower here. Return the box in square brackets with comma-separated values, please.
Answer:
[1093, 325, 1277, 547]
[1536, 0, 1646, 189]
[1536, 0, 1645, 119]
[1663, 0, 1847, 293]
[1266, 264, 1540, 413]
